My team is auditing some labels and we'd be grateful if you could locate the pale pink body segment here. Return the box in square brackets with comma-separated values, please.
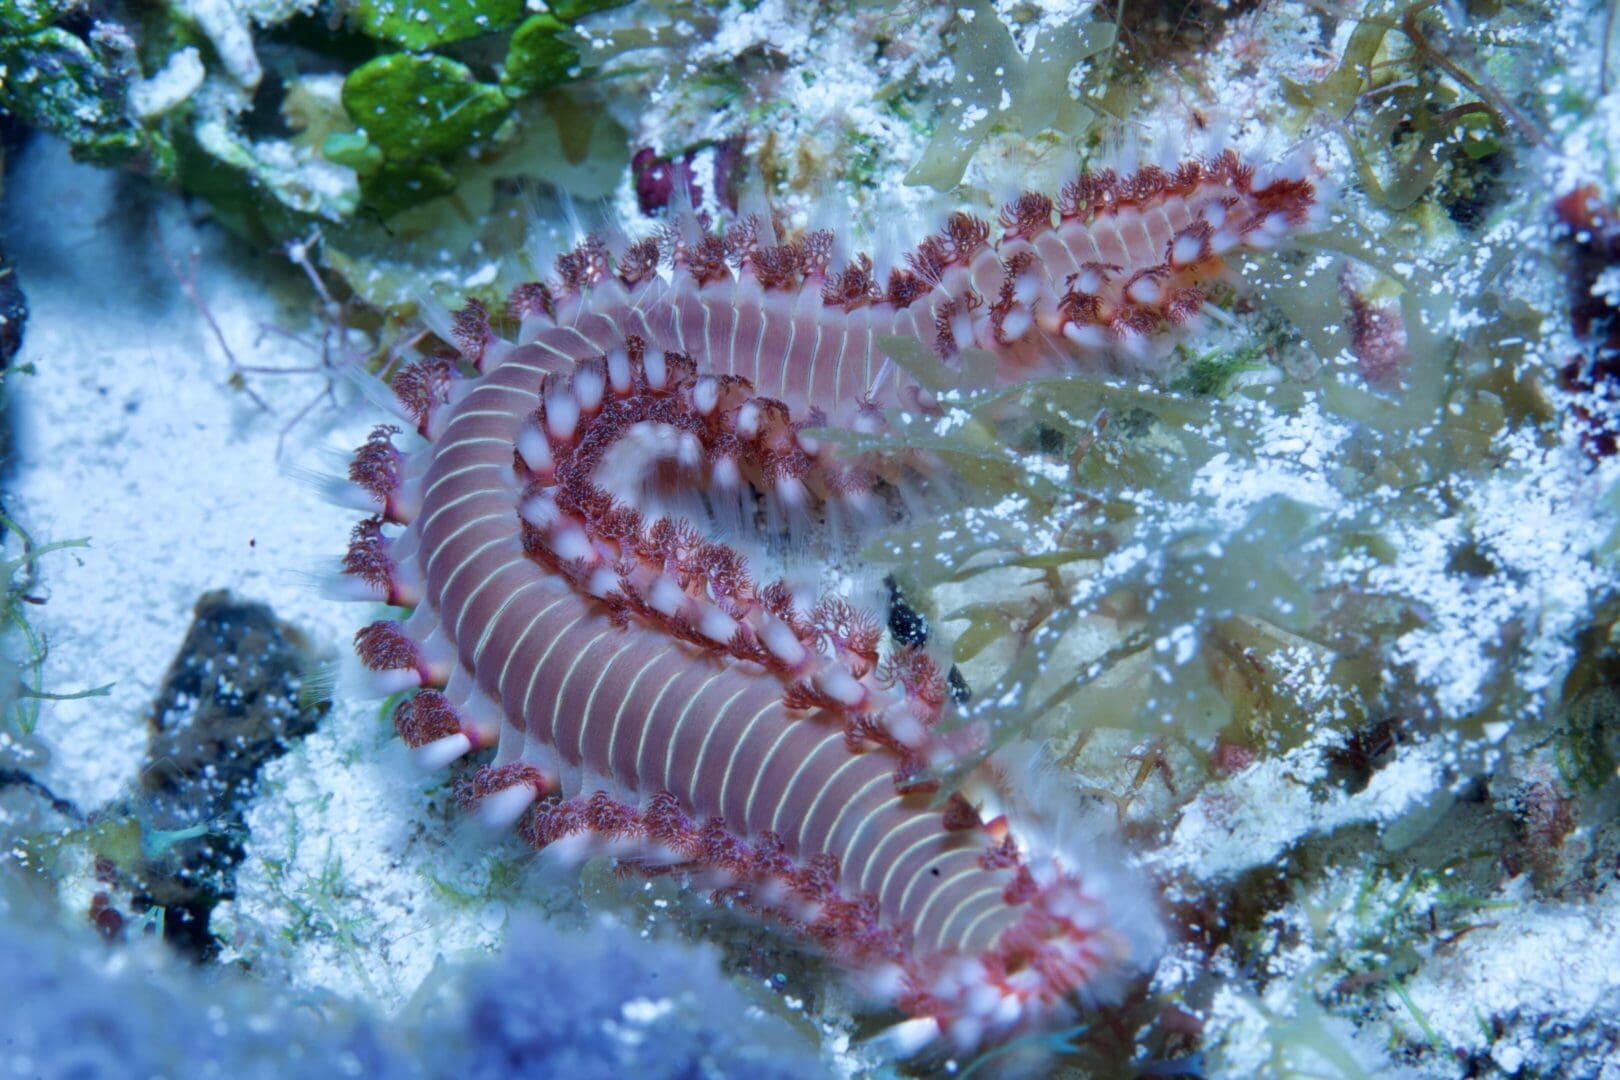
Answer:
[336, 153, 1319, 1050]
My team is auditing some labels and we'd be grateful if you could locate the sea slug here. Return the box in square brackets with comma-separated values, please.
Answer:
[330, 151, 1319, 1052]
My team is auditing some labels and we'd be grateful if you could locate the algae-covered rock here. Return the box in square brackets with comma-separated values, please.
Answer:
[189, 90, 360, 226]
[0, 27, 171, 176]
[352, 0, 525, 51]
[0, 0, 77, 34]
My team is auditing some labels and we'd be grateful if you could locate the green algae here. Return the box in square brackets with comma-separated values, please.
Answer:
[351, 0, 525, 50]
[0, 514, 113, 737]
[320, 130, 385, 176]
[340, 52, 510, 215]
[548, 0, 631, 18]
[1283, 0, 1525, 215]
[501, 13, 579, 97]
[343, 53, 510, 159]
[1172, 343, 1275, 398]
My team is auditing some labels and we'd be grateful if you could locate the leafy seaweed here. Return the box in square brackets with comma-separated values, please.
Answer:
[906, 0, 1115, 190]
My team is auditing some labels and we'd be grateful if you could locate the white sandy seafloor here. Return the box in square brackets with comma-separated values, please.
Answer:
[3, 0, 1620, 1076]
[1, 141, 525, 1004]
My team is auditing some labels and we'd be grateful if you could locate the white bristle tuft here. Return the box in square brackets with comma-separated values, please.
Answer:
[950, 310, 975, 353]
[587, 567, 619, 598]
[775, 475, 807, 508]
[551, 525, 594, 564]
[887, 712, 925, 748]
[1014, 273, 1041, 306]
[477, 338, 513, 371]
[999, 307, 1033, 341]
[967, 983, 1001, 1020]
[414, 733, 472, 769]
[677, 431, 704, 470]
[876, 1017, 941, 1058]
[337, 365, 414, 425]
[607, 347, 631, 393]
[520, 494, 559, 530]
[648, 574, 686, 616]
[948, 1016, 983, 1052]
[517, 422, 553, 473]
[992, 993, 1022, 1027]
[699, 606, 739, 645]
[292, 466, 384, 513]
[861, 964, 909, 1003]
[1063, 323, 1109, 350]
[1126, 277, 1162, 306]
[320, 571, 387, 604]
[1171, 233, 1204, 265]
[360, 667, 422, 698]
[412, 293, 457, 352]
[736, 402, 761, 439]
[545, 386, 580, 441]
[693, 375, 719, 416]
[762, 619, 806, 668]
[477, 783, 539, 829]
[574, 365, 605, 411]
[1275, 153, 1308, 184]
[814, 666, 865, 707]
[543, 833, 594, 867]
[645, 349, 668, 389]
[1115, 326, 1150, 362]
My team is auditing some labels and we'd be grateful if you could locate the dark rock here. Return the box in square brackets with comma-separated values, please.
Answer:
[0, 251, 26, 368]
[885, 574, 970, 703]
[0, 240, 25, 467]
[884, 573, 929, 647]
[140, 590, 328, 959]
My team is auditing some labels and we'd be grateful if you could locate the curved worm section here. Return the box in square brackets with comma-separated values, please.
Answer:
[336, 152, 1316, 1050]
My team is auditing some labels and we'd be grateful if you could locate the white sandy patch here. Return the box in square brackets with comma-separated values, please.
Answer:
[5, 139, 371, 807]
[1399, 879, 1620, 1072]
[5, 138, 520, 1003]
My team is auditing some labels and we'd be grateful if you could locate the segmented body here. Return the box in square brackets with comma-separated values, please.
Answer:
[336, 152, 1317, 1049]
